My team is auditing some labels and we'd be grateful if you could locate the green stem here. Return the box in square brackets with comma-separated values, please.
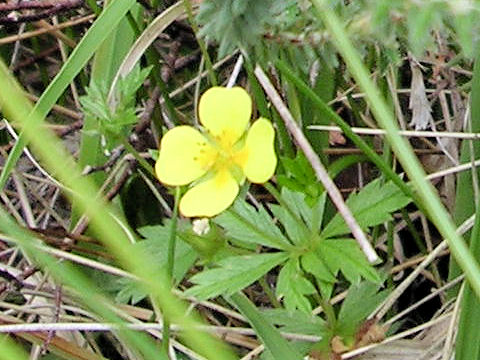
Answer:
[167, 187, 181, 281]
[386, 221, 394, 290]
[117, 135, 156, 178]
[182, 0, 217, 86]
[85, 0, 101, 15]
[311, 0, 480, 298]
[259, 276, 282, 308]
[401, 208, 426, 254]
[319, 298, 337, 329]
[162, 186, 181, 357]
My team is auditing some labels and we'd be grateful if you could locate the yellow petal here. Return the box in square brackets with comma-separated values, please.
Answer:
[243, 118, 277, 183]
[155, 126, 211, 186]
[198, 87, 252, 144]
[179, 170, 239, 217]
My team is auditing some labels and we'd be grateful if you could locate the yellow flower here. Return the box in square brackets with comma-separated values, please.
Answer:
[155, 86, 277, 217]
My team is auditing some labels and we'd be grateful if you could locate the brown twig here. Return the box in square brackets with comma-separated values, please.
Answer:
[0, 0, 84, 24]
[0, 14, 95, 45]
[11, 45, 59, 72]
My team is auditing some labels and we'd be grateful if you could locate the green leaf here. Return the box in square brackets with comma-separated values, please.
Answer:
[115, 277, 149, 305]
[262, 308, 326, 336]
[214, 200, 290, 250]
[301, 251, 337, 299]
[197, 0, 291, 57]
[138, 223, 197, 284]
[278, 153, 323, 204]
[186, 252, 288, 299]
[322, 179, 411, 238]
[276, 259, 316, 313]
[316, 239, 381, 284]
[336, 281, 389, 340]
[269, 204, 306, 245]
[80, 65, 151, 150]
[301, 251, 336, 283]
[229, 292, 304, 360]
[280, 188, 326, 233]
[113, 222, 197, 304]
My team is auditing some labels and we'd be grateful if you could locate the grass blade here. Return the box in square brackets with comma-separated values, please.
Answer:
[229, 292, 304, 360]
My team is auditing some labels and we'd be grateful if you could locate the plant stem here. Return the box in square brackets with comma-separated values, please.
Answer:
[319, 298, 337, 329]
[259, 276, 282, 308]
[182, 0, 217, 86]
[117, 135, 156, 178]
[162, 186, 181, 357]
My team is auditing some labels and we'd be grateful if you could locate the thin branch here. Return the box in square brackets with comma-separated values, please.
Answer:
[0, 0, 84, 24]
[0, 14, 95, 45]
[309, 124, 480, 140]
[0, 322, 321, 342]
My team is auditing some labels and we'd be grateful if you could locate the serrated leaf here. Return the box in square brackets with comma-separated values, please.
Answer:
[301, 251, 336, 283]
[316, 239, 381, 284]
[269, 204, 306, 245]
[281, 188, 326, 232]
[278, 153, 324, 204]
[115, 277, 148, 305]
[197, 0, 274, 57]
[112, 222, 197, 304]
[262, 308, 326, 336]
[276, 259, 316, 313]
[138, 223, 197, 284]
[214, 200, 290, 250]
[229, 292, 305, 360]
[186, 252, 288, 299]
[337, 281, 389, 338]
[322, 179, 411, 238]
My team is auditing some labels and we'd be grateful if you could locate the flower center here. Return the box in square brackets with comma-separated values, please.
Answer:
[194, 130, 248, 182]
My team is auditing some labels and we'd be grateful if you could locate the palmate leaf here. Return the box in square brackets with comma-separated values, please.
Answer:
[214, 200, 291, 250]
[276, 259, 316, 313]
[269, 204, 306, 245]
[186, 252, 288, 300]
[322, 179, 411, 239]
[316, 239, 381, 284]
[197, 0, 292, 57]
[269, 188, 326, 245]
[280, 188, 326, 233]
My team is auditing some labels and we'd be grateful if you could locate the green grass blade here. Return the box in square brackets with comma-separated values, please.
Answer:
[456, 209, 480, 360]
[0, 335, 29, 360]
[0, 0, 137, 190]
[455, 46, 480, 360]
[310, 0, 480, 298]
[229, 292, 304, 360]
[450, 51, 480, 287]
